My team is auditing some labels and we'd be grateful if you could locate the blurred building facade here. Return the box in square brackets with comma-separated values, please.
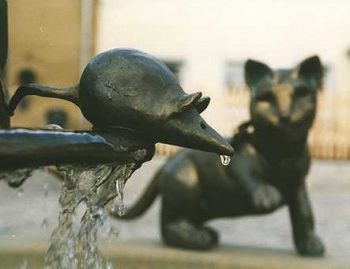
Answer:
[7, 0, 97, 129]
[97, 0, 350, 95]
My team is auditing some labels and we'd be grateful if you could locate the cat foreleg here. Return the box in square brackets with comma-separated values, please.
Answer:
[288, 183, 325, 257]
[228, 151, 282, 213]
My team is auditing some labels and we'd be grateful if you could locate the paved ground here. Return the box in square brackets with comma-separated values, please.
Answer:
[0, 156, 349, 266]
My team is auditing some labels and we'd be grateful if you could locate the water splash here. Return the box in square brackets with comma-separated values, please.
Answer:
[220, 155, 231, 166]
[107, 226, 120, 240]
[112, 177, 127, 216]
[42, 183, 49, 229]
[45, 162, 137, 269]
[43, 183, 49, 197]
[45, 165, 79, 269]
[108, 164, 135, 217]
[116, 179, 126, 216]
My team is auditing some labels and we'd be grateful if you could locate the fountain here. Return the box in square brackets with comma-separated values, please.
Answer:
[0, 1, 233, 268]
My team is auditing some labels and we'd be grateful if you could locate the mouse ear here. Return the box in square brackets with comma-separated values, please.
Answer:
[166, 92, 202, 118]
[195, 96, 210, 114]
[298, 56, 323, 90]
[244, 59, 273, 89]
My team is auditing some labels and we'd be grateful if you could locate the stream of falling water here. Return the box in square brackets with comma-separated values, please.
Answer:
[45, 162, 136, 269]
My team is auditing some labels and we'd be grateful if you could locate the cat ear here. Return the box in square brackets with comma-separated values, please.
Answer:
[244, 59, 273, 89]
[298, 56, 323, 90]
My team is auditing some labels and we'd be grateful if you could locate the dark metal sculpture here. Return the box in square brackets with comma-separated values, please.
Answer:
[0, 2, 233, 267]
[112, 56, 325, 257]
[8, 49, 233, 156]
[1, 69, 154, 184]
[0, 128, 154, 170]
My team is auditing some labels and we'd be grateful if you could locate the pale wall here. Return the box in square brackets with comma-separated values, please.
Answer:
[97, 0, 350, 95]
[96, 0, 350, 135]
[7, 0, 98, 129]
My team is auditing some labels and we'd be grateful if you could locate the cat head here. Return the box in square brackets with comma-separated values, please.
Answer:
[244, 56, 323, 140]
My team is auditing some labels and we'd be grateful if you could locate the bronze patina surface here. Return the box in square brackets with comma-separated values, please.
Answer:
[0, 128, 155, 170]
[8, 49, 233, 156]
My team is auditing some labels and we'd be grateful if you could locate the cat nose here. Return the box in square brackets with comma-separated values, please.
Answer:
[280, 114, 291, 123]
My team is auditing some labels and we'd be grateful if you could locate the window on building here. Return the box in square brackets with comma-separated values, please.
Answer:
[17, 68, 37, 110]
[45, 109, 68, 129]
[163, 60, 182, 81]
[225, 61, 245, 93]
[18, 69, 37, 85]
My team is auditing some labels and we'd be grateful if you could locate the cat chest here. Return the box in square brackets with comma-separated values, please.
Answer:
[263, 156, 309, 186]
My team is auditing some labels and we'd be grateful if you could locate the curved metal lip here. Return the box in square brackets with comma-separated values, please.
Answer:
[0, 128, 154, 170]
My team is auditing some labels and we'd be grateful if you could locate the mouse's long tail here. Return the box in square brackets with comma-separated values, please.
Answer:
[7, 83, 80, 116]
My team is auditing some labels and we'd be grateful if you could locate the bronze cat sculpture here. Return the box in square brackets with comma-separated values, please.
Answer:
[111, 56, 325, 257]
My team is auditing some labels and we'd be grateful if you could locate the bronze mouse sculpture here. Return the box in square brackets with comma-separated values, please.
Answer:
[1, 64, 155, 186]
[111, 56, 325, 257]
[5, 48, 232, 188]
[8, 49, 233, 156]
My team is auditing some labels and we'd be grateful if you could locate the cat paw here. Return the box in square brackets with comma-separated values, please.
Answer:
[163, 220, 219, 250]
[252, 185, 282, 213]
[296, 234, 325, 257]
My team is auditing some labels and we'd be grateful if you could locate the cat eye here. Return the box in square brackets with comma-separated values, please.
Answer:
[294, 87, 311, 97]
